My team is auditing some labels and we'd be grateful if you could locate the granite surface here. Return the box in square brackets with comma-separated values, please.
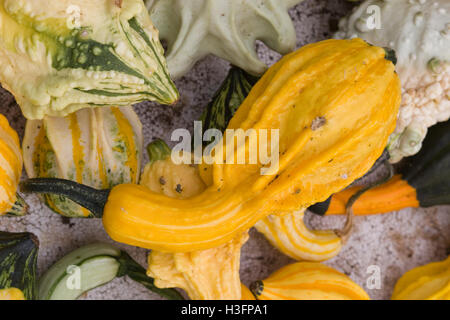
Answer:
[1, 0, 449, 300]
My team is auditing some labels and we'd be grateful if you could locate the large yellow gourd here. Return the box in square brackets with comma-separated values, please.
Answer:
[0, 114, 22, 215]
[101, 38, 401, 253]
[392, 256, 450, 300]
[251, 262, 370, 300]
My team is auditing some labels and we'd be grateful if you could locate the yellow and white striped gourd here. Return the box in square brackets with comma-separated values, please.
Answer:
[392, 256, 450, 300]
[251, 262, 370, 300]
[0, 114, 23, 215]
[23, 107, 143, 218]
[255, 211, 342, 262]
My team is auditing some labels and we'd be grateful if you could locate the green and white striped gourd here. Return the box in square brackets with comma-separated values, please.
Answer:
[23, 106, 143, 218]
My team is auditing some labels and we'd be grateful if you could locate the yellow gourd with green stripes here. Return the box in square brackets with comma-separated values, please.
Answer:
[23, 107, 143, 217]
[251, 262, 370, 300]
[0, 114, 22, 215]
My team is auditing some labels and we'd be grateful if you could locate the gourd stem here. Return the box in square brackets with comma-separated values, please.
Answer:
[249, 280, 264, 299]
[20, 178, 110, 218]
[117, 251, 185, 300]
[335, 161, 395, 242]
[147, 139, 172, 163]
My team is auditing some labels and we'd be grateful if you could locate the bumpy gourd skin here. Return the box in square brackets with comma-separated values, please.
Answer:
[335, 0, 450, 162]
[0, 114, 22, 215]
[142, 147, 247, 300]
[392, 256, 450, 300]
[23, 107, 143, 217]
[146, 0, 304, 79]
[103, 38, 401, 253]
[251, 262, 370, 300]
[0, 0, 178, 120]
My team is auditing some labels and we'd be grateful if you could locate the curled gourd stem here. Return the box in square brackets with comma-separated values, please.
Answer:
[334, 161, 395, 243]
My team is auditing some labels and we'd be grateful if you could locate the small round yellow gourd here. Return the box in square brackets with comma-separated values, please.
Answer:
[0, 288, 25, 300]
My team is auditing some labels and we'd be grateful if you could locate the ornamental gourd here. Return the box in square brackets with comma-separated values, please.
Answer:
[23, 107, 143, 218]
[0, 231, 39, 300]
[335, 0, 450, 162]
[21, 39, 402, 253]
[0, 288, 25, 300]
[255, 211, 342, 262]
[203, 67, 342, 262]
[250, 262, 370, 300]
[38, 243, 183, 300]
[0, 114, 25, 216]
[309, 120, 450, 216]
[143, 140, 247, 300]
[146, 0, 304, 78]
[392, 256, 450, 300]
[0, 0, 178, 120]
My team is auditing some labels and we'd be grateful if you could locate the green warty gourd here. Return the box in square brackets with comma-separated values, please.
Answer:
[0, 0, 178, 120]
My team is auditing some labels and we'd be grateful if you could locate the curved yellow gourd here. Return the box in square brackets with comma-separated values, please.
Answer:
[143, 144, 247, 300]
[0, 114, 22, 215]
[23, 106, 143, 217]
[255, 211, 342, 261]
[392, 256, 450, 300]
[251, 262, 370, 300]
[102, 38, 401, 252]
[0, 288, 25, 300]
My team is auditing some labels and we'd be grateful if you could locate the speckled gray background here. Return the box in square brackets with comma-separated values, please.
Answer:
[1, 0, 449, 300]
